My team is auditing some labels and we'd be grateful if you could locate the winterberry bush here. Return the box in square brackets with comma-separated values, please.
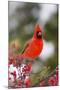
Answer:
[8, 48, 58, 88]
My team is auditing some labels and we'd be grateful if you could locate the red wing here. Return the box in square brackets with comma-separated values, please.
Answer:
[21, 40, 31, 54]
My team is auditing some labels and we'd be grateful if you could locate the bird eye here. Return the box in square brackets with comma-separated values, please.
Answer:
[36, 31, 42, 39]
[38, 32, 42, 36]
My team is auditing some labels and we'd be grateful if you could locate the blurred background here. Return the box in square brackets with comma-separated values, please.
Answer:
[8, 1, 58, 86]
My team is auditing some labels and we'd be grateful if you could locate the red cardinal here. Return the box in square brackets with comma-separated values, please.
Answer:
[21, 24, 43, 60]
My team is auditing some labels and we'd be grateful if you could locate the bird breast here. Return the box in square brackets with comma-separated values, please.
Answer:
[22, 39, 43, 59]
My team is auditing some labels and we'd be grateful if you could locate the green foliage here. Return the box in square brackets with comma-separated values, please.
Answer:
[45, 13, 58, 42]
[30, 66, 49, 86]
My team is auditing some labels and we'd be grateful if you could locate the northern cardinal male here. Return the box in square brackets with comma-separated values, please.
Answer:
[20, 24, 43, 61]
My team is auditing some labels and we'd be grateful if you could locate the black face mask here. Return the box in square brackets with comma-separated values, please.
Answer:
[36, 31, 42, 39]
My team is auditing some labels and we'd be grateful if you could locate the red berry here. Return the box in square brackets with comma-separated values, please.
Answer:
[56, 75, 58, 82]
[9, 77, 11, 80]
[56, 70, 58, 75]
[11, 71, 16, 79]
[56, 67, 58, 71]
[17, 79, 22, 86]
[22, 64, 32, 74]
[55, 67, 58, 74]
[39, 80, 45, 86]
[9, 56, 13, 64]
[13, 71, 16, 78]
[24, 77, 30, 87]
[22, 74, 26, 79]
[48, 77, 56, 86]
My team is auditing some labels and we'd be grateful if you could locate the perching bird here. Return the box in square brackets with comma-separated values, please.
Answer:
[20, 24, 43, 61]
